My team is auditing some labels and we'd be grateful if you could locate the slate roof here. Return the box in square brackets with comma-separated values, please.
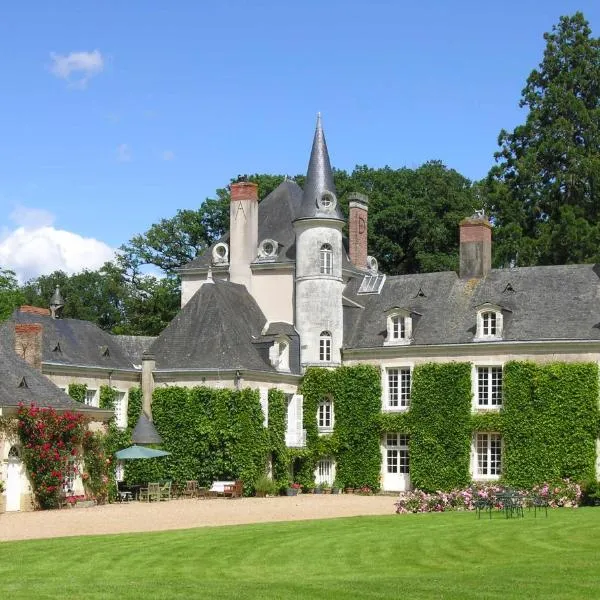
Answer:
[113, 335, 157, 367]
[0, 337, 102, 413]
[149, 279, 301, 373]
[180, 179, 303, 271]
[179, 178, 359, 276]
[344, 264, 600, 348]
[0, 311, 138, 370]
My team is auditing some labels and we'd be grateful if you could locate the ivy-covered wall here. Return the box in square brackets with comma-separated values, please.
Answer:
[149, 386, 269, 494]
[409, 362, 473, 492]
[502, 361, 599, 487]
[299, 365, 381, 490]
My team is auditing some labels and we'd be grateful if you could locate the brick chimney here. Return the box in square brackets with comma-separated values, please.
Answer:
[459, 215, 492, 278]
[14, 323, 43, 370]
[229, 180, 259, 290]
[348, 192, 369, 270]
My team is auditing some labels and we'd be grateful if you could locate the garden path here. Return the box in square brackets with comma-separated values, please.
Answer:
[0, 494, 395, 541]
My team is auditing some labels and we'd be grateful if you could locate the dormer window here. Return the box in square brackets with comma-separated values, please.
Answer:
[384, 308, 413, 346]
[320, 244, 333, 274]
[475, 304, 504, 341]
[317, 398, 334, 433]
[269, 336, 290, 372]
[258, 238, 279, 260]
[319, 331, 332, 362]
[212, 242, 229, 265]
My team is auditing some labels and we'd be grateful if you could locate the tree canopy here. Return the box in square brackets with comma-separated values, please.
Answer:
[486, 12, 600, 266]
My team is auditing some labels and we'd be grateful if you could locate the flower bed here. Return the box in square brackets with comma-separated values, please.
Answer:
[395, 480, 582, 514]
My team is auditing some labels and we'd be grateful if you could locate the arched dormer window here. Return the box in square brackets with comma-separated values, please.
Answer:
[383, 308, 413, 346]
[320, 244, 333, 275]
[317, 398, 334, 433]
[319, 331, 332, 362]
[269, 336, 290, 372]
[475, 303, 505, 341]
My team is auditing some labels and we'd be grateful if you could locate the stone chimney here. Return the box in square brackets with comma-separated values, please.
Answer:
[459, 214, 492, 278]
[15, 323, 43, 370]
[229, 180, 259, 290]
[348, 192, 369, 270]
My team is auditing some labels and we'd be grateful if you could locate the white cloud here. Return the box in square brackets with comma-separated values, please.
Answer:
[49, 50, 104, 88]
[162, 150, 175, 161]
[116, 143, 132, 162]
[0, 206, 115, 282]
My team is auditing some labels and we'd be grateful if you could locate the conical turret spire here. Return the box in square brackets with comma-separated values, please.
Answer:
[49, 286, 65, 319]
[296, 114, 344, 221]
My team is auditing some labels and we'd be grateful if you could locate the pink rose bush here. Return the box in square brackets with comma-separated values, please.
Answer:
[395, 479, 582, 514]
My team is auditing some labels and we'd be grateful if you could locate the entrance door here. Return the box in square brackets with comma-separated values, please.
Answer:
[382, 433, 410, 492]
[6, 446, 23, 512]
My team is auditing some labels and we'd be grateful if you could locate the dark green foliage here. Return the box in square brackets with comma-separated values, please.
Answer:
[268, 389, 289, 489]
[409, 363, 472, 492]
[470, 412, 503, 433]
[127, 387, 143, 428]
[299, 366, 381, 490]
[148, 386, 269, 494]
[0, 268, 24, 322]
[502, 361, 599, 487]
[486, 12, 600, 267]
[67, 383, 87, 403]
[99, 385, 117, 410]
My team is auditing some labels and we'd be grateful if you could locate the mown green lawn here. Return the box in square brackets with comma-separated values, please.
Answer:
[1, 509, 599, 599]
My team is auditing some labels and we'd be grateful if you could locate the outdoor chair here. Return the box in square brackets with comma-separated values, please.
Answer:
[529, 494, 549, 518]
[223, 480, 243, 499]
[140, 482, 161, 502]
[182, 480, 198, 499]
[197, 487, 209, 499]
[160, 481, 172, 501]
[474, 496, 492, 519]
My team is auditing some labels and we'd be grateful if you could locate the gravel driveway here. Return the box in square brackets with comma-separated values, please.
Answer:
[0, 494, 397, 542]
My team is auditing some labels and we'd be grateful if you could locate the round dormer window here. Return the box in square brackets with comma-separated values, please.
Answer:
[318, 190, 337, 212]
[212, 242, 229, 264]
[259, 238, 278, 259]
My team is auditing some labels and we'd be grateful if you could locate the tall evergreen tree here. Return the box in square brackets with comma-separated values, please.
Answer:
[487, 12, 600, 266]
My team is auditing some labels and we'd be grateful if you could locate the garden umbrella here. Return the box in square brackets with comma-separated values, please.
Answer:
[115, 445, 171, 460]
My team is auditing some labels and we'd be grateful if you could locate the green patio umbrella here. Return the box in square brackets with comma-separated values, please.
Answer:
[115, 445, 171, 460]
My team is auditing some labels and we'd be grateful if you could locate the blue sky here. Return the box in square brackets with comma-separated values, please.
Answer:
[0, 0, 598, 280]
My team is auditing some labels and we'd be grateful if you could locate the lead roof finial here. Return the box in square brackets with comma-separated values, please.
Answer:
[49, 286, 65, 319]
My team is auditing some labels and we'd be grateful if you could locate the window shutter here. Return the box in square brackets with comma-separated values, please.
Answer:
[293, 394, 303, 432]
[260, 389, 268, 427]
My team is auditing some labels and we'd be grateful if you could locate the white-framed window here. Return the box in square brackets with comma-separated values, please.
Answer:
[320, 243, 333, 275]
[475, 432, 502, 478]
[476, 366, 503, 408]
[386, 433, 410, 474]
[475, 304, 503, 340]
[317, 398, 334, 433]
[384, 309, 412, 346]
[115, 461, 125, 482]
[319, 331, 332, 362]
[113, 391, 127, 429]
[385, 367, 411, 410]
[84, 388, 98, 407]
[315, 457, 335, 485]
